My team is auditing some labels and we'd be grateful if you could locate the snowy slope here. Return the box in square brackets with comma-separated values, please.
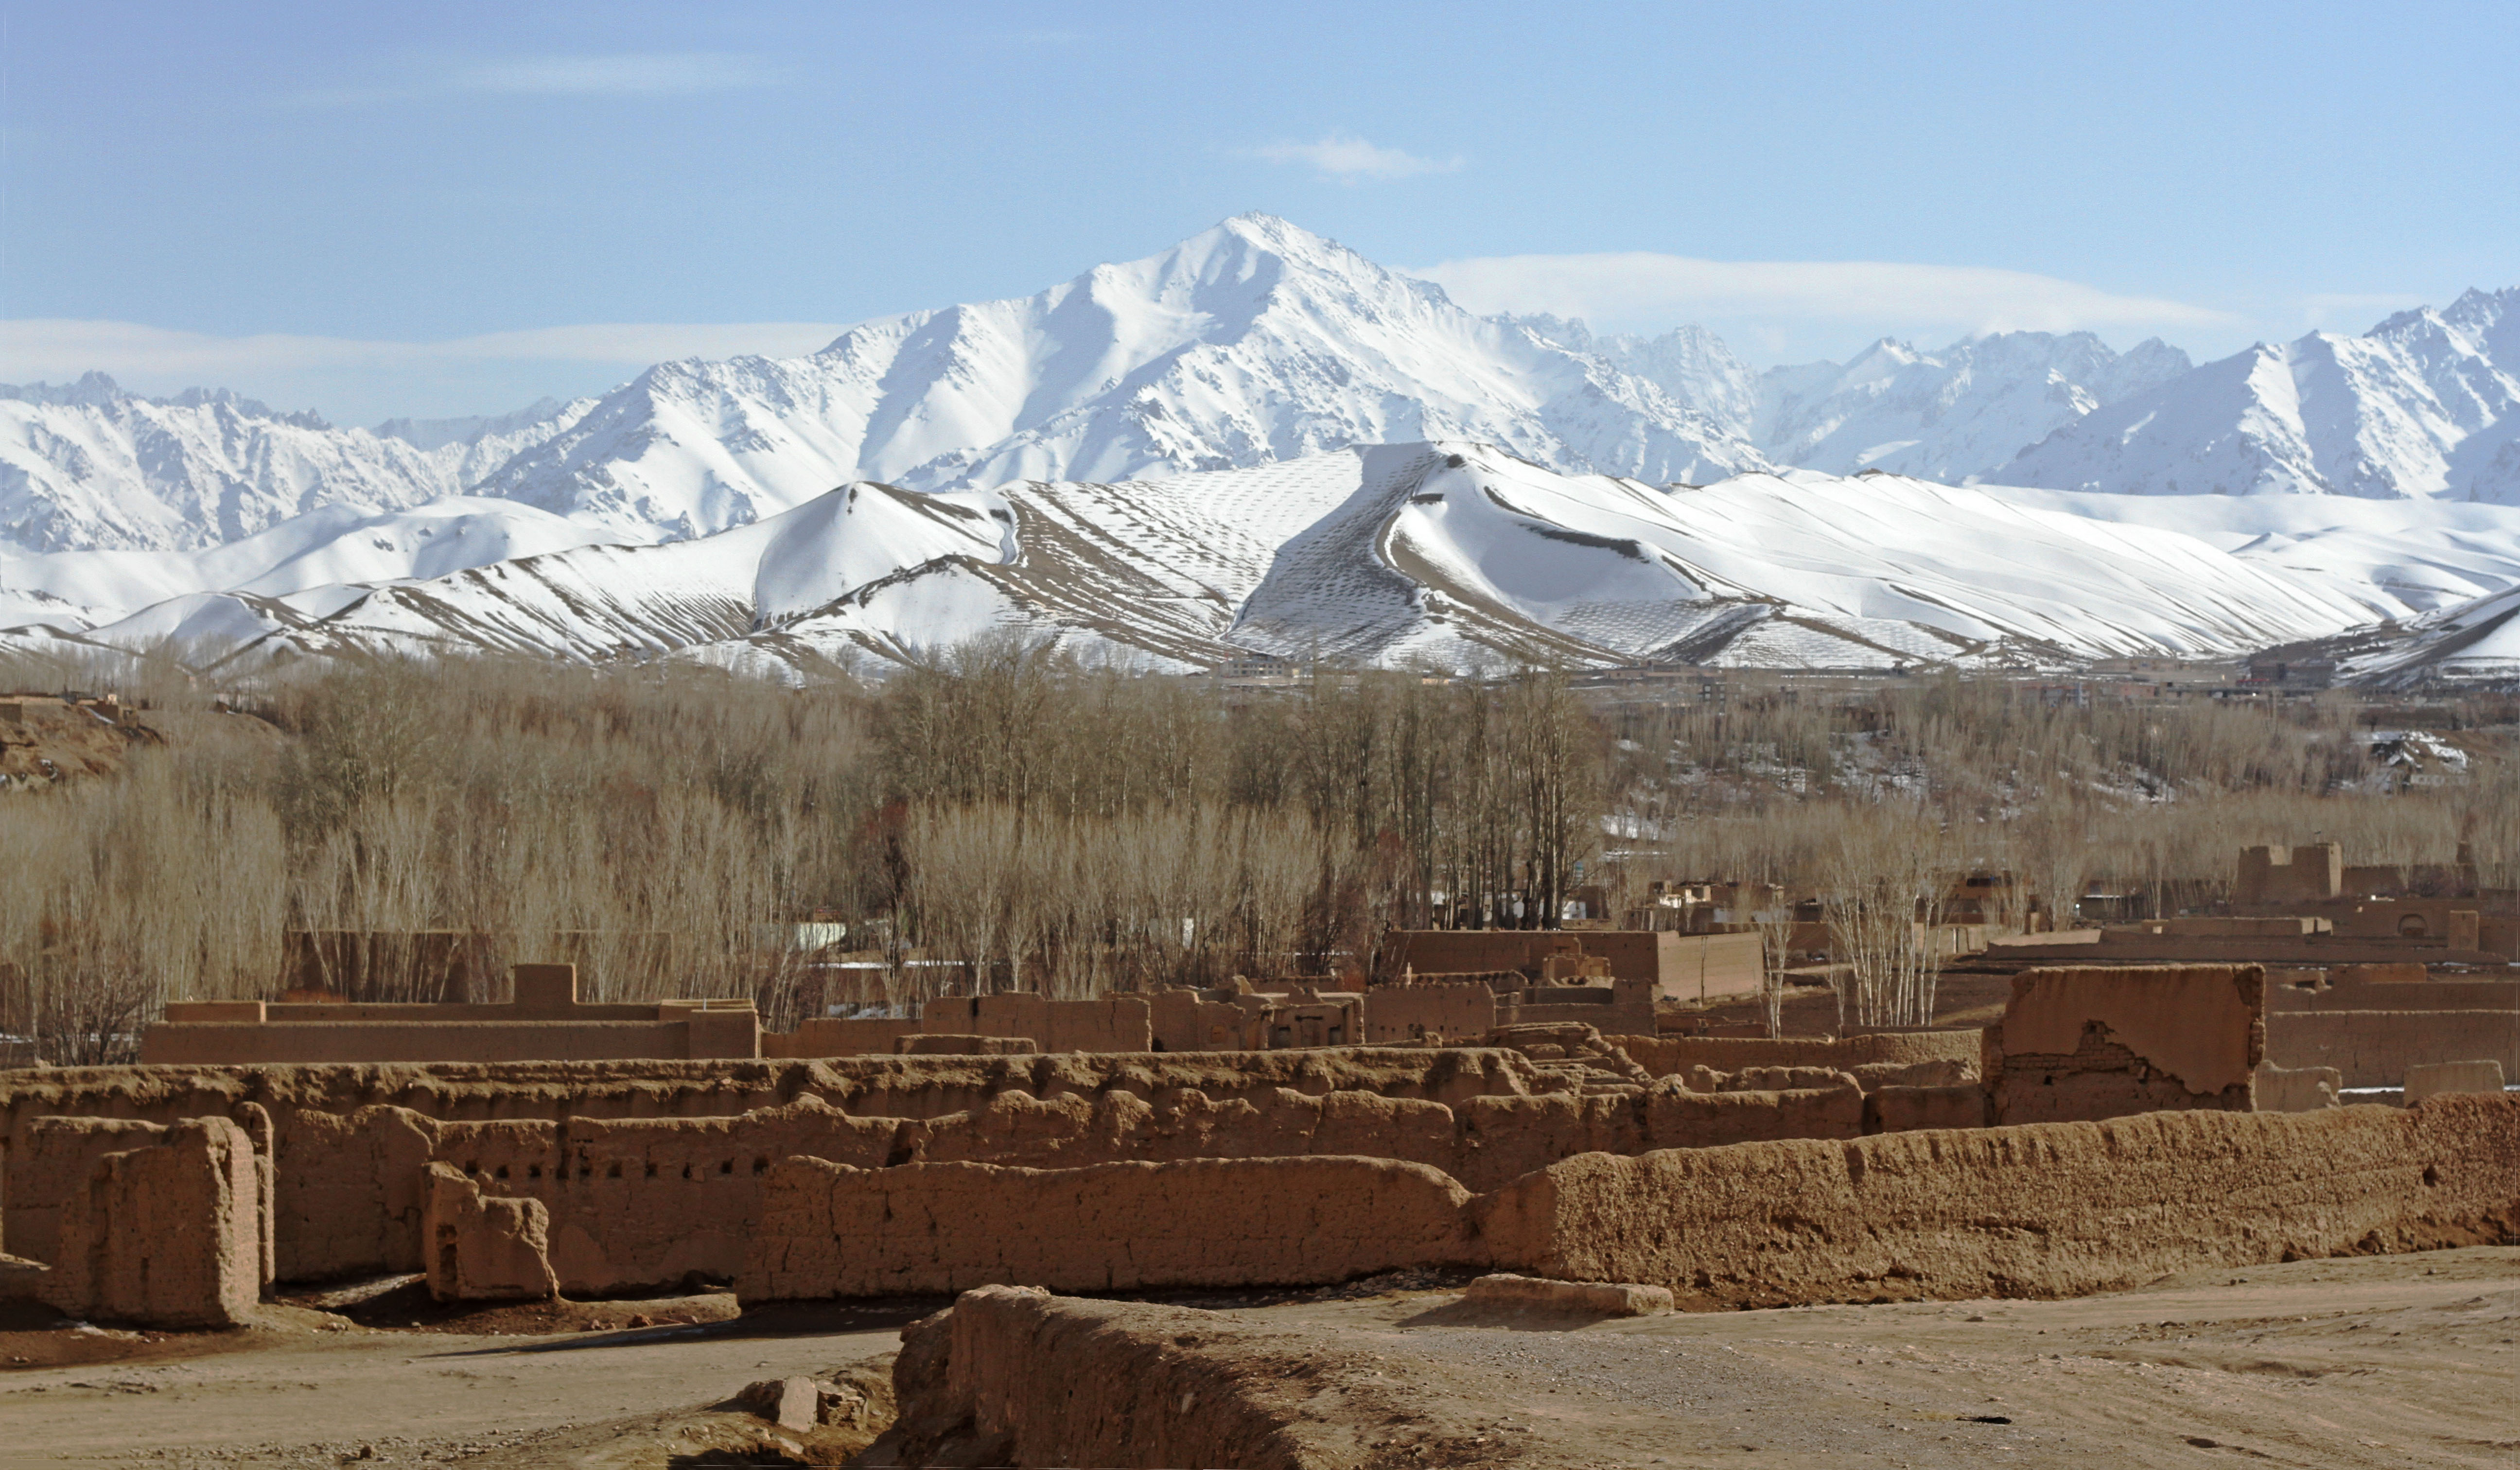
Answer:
[0, 375, 594, 553]
[1743, 333, 2191, 482]
[2339, 586, 2520, 687]
[1230, 449, 2401, 670]
[1505, 317, 1764, 436]
[1509, 319, 2190, 485]
[1969, 482, 2520, 618]
[2006, 288, 2520, 502]
[20, 443, 2512, 681]
[0, 497, 626, 633]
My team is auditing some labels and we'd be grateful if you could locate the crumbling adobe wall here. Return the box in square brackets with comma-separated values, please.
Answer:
[423, 1163, 557, 1302]
[1146, 990, 1255, 1052]
[2265, 1010, 2520, 1089]
[2, 1051, 1532, 1288]
[1612, 1031, 1981, 1080]
[0, 1049, 1548, 1272]
[429, 1101, 903, 1294]
[901, 1081, 1864, 1194]
[5, 1117, 182, 1266]
[2254, 1063, 2342, 1112]
[4, 1048, 1924, 1295]
[1479, 1094, 2520, 1308]
[364, 1083, 1883, 1293]
[1990, 966, 2263, 1124]
[9, 1117, 264, 1328]
[741, 1154, 1480, 1300]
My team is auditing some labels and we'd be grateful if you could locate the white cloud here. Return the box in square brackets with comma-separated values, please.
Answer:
[1413, 252, 2235, 337]
[1249, 133, 1463, 181]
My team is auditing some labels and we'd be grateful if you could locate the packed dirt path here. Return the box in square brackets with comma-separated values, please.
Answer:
[0, 1295, 907, 1469]
[1, 1248, 2512, 1468]
[1205, 1246, 2519, 1468]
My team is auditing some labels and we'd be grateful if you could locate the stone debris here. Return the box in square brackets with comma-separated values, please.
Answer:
[1462, 1272, 1676, 1316]
[740, 1374, 868, 1430]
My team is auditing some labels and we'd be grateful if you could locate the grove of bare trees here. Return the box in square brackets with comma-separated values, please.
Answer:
[0, 640, 2511, 1062]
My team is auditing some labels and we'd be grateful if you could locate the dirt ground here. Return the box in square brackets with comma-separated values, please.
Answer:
[2, 1248, 2512, 1469]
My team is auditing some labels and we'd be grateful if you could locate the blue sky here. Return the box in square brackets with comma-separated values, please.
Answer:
[1, 0, 2512, 423]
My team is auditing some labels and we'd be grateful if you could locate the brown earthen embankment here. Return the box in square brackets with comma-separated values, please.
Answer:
[1482, 1095, 2520, 1307]
[872, 1286, 1327, 1470]
[1611, 1031, 1979, 1078]
[0, 1048, 1540, 1137]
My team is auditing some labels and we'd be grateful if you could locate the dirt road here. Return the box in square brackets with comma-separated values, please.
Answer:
[4, 1248, 2513, 1468]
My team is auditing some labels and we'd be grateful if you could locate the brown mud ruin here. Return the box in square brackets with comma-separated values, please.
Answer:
[0, 950, 2513, 1464]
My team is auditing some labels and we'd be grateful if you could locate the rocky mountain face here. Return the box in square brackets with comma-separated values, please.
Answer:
[2004, 288, 2520, 502]
[0, 374, 591, 553]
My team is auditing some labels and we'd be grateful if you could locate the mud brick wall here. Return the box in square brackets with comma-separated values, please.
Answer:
[1480, 1095, 2520, 1308]
[289, 1082, 1881, 1294]
[2265, 1010, 2520, 1088]
[136, 1018, 738, 1066]
[760, 1017, 915, 1058]
[272, 1105, 444, 1281]
[1988, 966, 2263, 1124]
[741, 1155, 1479, 1299]
[915, 995, 1154, 1053]
[2269, 980, 2520, 1013]
[1361, 982, 1497, 1044]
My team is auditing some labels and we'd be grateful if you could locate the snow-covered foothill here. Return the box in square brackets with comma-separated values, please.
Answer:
[15, 443, 2514, 682]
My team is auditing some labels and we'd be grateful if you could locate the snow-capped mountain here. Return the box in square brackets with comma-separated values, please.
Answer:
[1744, 332, 2193, 482]
[468, 214, 1771, 541]
[0, 218, 1787, 553]
[1509, 317, 2192, 484]
[15, 444, 2517, 681]
[13, 215, 2514, 566]
[0, 374, 595, 553]
[2005, 288, 2520, 503]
